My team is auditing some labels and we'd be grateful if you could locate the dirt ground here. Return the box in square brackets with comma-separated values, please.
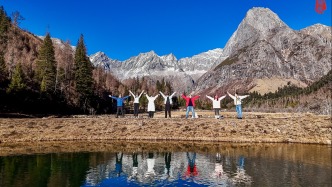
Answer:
[0, 111, 331, 147]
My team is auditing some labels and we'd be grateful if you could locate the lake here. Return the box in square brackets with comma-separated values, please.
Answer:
[0, 141, 331, 186]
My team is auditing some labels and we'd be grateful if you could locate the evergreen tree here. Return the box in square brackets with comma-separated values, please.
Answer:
[35, 33, 57, 93]
[74, 34, 93, 105]
[0, 53, 8, 83]
[7, 63, 26, 93]
[0, 6, 11, 40]
[0, 6, 11, 60]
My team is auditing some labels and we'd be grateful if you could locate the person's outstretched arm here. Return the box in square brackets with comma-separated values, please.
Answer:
[109, 95, 117, 100]
[219, 95, 227, 100]
[193, 95, 200, 100]
[153, 94, 159, 100]
[123, 95, 130, 100]
[159, 91, 166, 98]
[181, 93, 187, 99]
[129, 90, 135, 98]
[206, 95, 213, 101]
[240, 95, 250, 99]
[138, 90, 144, 98]
[170, 92, 176, 97]
[227, 92, 235, 100]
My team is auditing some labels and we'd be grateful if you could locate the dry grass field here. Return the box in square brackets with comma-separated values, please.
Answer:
[0, 111, 331, 146]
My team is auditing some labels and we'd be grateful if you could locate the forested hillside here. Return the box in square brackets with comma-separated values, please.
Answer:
[0, 6, 168, 116]
[243, 69, 332, 114]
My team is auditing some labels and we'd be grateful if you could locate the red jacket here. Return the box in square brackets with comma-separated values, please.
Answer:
[181, 94, 200, 107]
[185, 164, 198, 177]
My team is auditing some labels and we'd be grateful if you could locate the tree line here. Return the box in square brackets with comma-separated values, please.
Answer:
[244, 69, 332, 110]
[0, 6, 183, 115]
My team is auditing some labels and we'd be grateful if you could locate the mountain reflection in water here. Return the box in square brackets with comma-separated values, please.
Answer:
[0, 142, 331, 187]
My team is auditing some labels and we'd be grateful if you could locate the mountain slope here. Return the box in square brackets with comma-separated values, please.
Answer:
[194, 7, 331, 95]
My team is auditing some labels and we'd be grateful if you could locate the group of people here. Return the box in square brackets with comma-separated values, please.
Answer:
[109, 91, 176, 118]
[109, 90, 249, 119]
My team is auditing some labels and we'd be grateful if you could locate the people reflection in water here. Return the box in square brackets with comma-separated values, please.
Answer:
[115, 152, 123, 177]
[165, 152, 172, 177]
[214, 153, 224, 178]
[132, 152, 138, 178]
[185, 152, 198, 177]
[145, 153, 155, 177]
[232, 155, 252, 184]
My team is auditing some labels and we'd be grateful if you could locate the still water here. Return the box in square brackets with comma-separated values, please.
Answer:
[0, 141, 331, 187]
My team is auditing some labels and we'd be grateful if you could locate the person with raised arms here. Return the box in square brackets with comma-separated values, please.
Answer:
[206, 94, 227, 119]
[145, 93, 159, 118]
[182, 93, 200, 119]
[109, 94, 130, 118]
[129, 90, 144, 118]
[159, 91, 176, 118]
[227, 91, 249, 119]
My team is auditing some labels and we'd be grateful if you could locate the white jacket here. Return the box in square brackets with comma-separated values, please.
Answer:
[228, 93, 249, 105]
[159, 91, 176, 105]
[145, 158, 155, 176]
[129, 90, 144, 103]
[145, 94, 159, 111]
[206, 95, 226, 109]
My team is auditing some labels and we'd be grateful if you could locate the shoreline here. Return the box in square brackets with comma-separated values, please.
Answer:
[0, 141, 331, 167]
[1, 111, 331, 145]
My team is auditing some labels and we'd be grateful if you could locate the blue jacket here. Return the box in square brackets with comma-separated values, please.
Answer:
[110, 96, 130, 107]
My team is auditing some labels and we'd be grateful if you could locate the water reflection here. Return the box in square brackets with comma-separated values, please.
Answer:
[185, 152, 198, 178]
[164, 152, 171, 177]
[0, 142, 331, 187]
[232, 156, 252, 185]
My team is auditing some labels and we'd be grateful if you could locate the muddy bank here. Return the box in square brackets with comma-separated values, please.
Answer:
[0, 112, 331, 145]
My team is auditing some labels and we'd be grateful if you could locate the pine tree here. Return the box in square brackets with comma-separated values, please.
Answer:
[7, 63, 26, 93]
[35, 33, 57, 93]
[0, 53, 8, 83]
[74, 34, 93, 105]
[0, 7, 11, 58]
[0, 6, 11, 40]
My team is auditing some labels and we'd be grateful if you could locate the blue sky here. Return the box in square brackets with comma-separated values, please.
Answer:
[1, 0, 331, 61]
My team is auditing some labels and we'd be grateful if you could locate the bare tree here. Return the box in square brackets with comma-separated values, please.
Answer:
[11, 11, 25, 27]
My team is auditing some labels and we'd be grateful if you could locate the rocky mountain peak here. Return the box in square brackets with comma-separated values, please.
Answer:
[193, 48, 224, 59]
[160, 53, 178, 67]
[300, 24, 332, 40]
[223, 7, 289, 56]
[160, 53, 177, 61]
[244, 7, 287, 32]
[89, 51, 120, 71]
[137, 50, 158, 58]
[90, 51, 108, 61]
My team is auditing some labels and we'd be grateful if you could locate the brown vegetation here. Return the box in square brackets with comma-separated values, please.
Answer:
[0, 111, 331, 146]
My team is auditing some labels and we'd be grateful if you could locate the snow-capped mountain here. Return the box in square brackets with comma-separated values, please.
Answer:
[90, 51, 120, 71]
[90, 48, 225, 79]
[90, 48, 227, 91]
[176, 48, 227, 79]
